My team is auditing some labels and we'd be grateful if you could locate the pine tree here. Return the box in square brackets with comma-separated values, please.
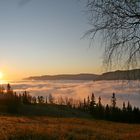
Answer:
[127, 101, 132, 112]
[97, 96, 104, 118]
[32, 96, 37, 104]
[122, 102, 126, 112]
[7, 83, 11, 92]
[0, 85, 5, 94]
[83, 98, 87, 111]
[105, 104, 110, 119]
[90, 93, 96, 114]
[7, 83, 13, 94]
[22, 91, 31, 104]
[45, 97, 48, 104]
[48, 94, 54, 104]
[87, 95, 90, 110]
[38, 96, 44, 104]
[111, 93, 116, 109]
[90, 93, 96, 107]
[98, 96, 102, 107]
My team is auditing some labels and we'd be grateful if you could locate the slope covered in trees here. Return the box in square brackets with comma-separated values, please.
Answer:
[0, 84, 140, 123]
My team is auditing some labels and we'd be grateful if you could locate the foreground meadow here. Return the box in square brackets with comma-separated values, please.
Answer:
[0, 116, 140, 140]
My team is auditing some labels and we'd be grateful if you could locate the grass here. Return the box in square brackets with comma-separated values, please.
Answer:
[0, 104, 140, 140]
[0, 115, 140, 140]
[18, 104, 92, 118]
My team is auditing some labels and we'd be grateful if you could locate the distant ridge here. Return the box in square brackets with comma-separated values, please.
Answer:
[25, 69, 140, 81]
[25, 74, 99, 80]
[96, 69, 140, 80]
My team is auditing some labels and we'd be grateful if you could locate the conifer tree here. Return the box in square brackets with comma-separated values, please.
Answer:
[105, 104, 110, 119]
[0, 85, 5, 94]
[90, 93, 96, 114]
[32, 96, 37, 104]
[123, 102, 126, 112]
[45, 97, 48, 104]
[7, 83, 13, 94]
[98, 96, 102, 107]
[90, 93, 96, 107]
[87, 95, 90, 110]
[48, 94, 54, 104]
[111, 93, 116, 109]
[83, 98, 87, 111]
[38, 96, 45, 104]
[127, 101, 132, 112]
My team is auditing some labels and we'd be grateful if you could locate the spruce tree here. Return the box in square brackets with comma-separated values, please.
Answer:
[90, 93, 96, 115]
[111, 93, 116, 109]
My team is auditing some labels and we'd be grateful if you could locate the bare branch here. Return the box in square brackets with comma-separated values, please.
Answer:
[85, 0, 140, 70]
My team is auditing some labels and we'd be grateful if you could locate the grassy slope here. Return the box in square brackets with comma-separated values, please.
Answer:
[0, 104, 140, 140]
[0, 116, 140, 140]
[18, 104, 91, 118]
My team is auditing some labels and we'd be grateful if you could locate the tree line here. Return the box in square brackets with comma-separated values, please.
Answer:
[0, 83, 140, 123]
[79, 93, 140, 123]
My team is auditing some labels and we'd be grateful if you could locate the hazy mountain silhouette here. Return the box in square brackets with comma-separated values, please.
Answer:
[96, 69, 140, 80]
[25, 74, 98, 80]
[25, 69, 140, 80]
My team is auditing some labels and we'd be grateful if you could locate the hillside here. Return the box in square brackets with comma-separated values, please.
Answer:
[25, 69, 140, 80]
[18, 104, 91, 118]
[0, 116, 140, 140]
[0, 94, 140, 140]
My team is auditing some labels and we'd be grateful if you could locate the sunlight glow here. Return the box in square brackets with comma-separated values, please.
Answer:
[0, 72, 6, 84]
[0, 72, 3, 79]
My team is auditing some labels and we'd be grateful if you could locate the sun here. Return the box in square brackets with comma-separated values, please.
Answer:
[0, 72, 3, 79]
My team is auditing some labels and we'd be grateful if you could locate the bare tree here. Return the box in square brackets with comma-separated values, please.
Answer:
[85, 0, 140, 70]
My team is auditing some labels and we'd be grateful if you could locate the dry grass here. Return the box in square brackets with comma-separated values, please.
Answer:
[0, 116, 139, 140]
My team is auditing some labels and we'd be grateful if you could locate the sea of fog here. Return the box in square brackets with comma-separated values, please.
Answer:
[8, 80, 140, 108]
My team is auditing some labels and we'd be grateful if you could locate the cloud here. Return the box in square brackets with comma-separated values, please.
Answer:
[8, 80, 140, 107]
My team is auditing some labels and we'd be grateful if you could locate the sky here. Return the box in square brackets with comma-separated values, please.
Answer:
[0, 0, 103, 80]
